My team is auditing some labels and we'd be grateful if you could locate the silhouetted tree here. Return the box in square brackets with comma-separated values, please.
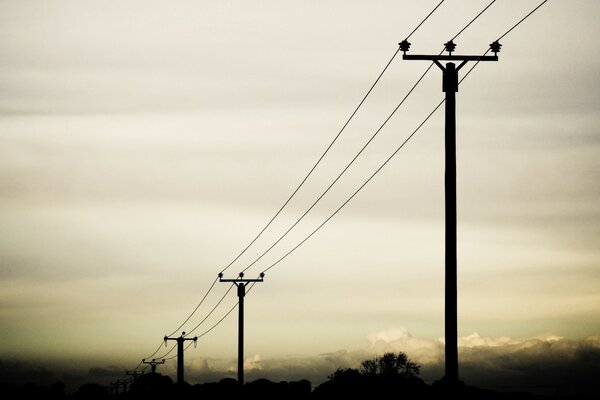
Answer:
[72, 383, 108, 399]
[359, 351, 420, 378]
[314, 352, 426, 398]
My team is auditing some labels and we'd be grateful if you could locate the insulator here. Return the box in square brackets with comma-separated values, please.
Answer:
[444, 40, 456, 54]
[399, 39, 411, 53]
[489, 40, 502, 54]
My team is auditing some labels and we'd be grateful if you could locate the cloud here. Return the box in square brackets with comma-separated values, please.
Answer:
[0, 360, 56, 385]
[87, 366, 123, 379]
[2, 330, 599, 396]
[183, 328, 600, 393]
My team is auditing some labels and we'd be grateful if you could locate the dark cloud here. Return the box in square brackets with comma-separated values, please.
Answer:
[0, 360, 55, 385]
[186, 334, 600, 396]
[87, 366, 123, 379]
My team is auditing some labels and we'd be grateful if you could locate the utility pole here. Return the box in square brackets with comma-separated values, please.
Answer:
[401, 39, 500, 386]
[142, 358, 166, 373]
[114, 379, 128, 394]
[126, 370, 144, 382]
[218, 272, 264, 386]
[163, 332, 197, 384]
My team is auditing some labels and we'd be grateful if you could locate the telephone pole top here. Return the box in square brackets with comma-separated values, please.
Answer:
[142, 358, 166, 373]
[219, 272, 264, 386]
[163, 332, 197, 384]
[126, 370, 144, 382]
[401, 39, 500, 387]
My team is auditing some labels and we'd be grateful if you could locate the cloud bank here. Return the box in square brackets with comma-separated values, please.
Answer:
[181, 328, 600, 393]
[2, 328, 599, 395]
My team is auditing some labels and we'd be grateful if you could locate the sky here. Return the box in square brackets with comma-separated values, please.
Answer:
[1, 0, 599, 392]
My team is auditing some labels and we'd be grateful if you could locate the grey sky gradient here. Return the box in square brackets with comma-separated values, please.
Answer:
[1, 0, 599, 387]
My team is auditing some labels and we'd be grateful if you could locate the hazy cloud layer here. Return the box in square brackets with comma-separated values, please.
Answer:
[181, 329, 600, 390]
[3, 329, 599, 396]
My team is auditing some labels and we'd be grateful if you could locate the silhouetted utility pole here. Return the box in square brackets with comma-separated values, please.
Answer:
[401, 39, 500, 386]
[113, 379, 128, 394]
[163, 332, 197, 384]
[218, 272, 264, 386]
[126, 370, 144, 382]
[142, 358, 165, 373]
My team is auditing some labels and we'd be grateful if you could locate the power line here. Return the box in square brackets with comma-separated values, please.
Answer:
[184, 283, 235, 336]
[405, 0, 446, 41]
[218, 52, 398, 276]
[125, 1, 451, 373]
[451, 0, 496, 41]
[219, 0, 450, 276]
[167, 276, 219, 337]
[260, 0, 550, 275]
[155, 342, 178, 360]
[197, 282, 256, 339]
[240, 62, 435, 274]
[497, 0, 548, 41]
[240, 0, 497, 275]
[126, 0, 548, 374]
[262, 100, 444, 274]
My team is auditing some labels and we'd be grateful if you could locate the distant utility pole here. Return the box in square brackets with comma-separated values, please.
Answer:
[218, 272, 264, 386]
[163, 332, 197, 384]
[126, 370, 144, 382]
[113, 379, 128, 394]
[142, 358, 166, 373]
[401, 39, 500, 386]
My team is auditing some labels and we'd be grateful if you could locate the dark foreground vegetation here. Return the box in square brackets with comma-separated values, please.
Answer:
[1, 352, 595, 399]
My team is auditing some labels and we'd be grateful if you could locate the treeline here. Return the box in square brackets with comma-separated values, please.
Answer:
[2, 352, 588, 399]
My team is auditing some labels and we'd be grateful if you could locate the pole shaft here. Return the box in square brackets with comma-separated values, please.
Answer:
[444, 62, 458, 385]
[177, 338, 184, 384]
[238, 284, 245, 386]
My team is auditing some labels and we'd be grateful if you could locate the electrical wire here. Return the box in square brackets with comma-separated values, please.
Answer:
[155, 342, 178, 360]
[218, 51, 398, 275]
[239, 0, 498, 275]
[219, 0, 449, 276]
[497, 0, 548, 41]
[261, 100, 444, 274]
[163, 341, 195, 361]
[126, 0, 453, 372]
[197, 282, 256, 339]
[240, 62, 435, 274]
[405, 0, 446, 41]
[451, 0, 496, 41]
[166, 276, 219, 337]
[127, 0, 548, 373]
[260, 0, 550, 275]
[184, 283, 235, 336]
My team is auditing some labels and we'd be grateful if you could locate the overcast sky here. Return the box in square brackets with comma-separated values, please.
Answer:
[1, 0, 599, 391]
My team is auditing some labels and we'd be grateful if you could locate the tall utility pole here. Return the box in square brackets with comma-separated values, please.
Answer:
[218, 272, 264, 386]
[401, 39, 500, 386]
[163, 332, 197, 384]
[142, 358, 166, 373]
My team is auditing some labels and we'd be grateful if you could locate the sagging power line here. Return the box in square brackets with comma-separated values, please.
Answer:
[123, 0, 450, 378]
[125, 1, 549, 384]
